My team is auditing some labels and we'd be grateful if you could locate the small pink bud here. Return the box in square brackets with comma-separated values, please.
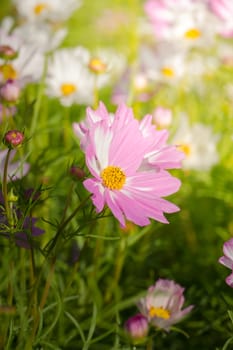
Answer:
[153, 107, 172, 128]
[124, 314, 149, 343]
[4, 130, 25, 148]
[0, 79, 20, 103]
[69, 165, 86, 180]
[0, 45, 18, 60]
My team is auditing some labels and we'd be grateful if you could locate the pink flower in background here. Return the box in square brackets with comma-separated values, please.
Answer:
[76, 102, 182, 227]
[138, 113, 184, 171]
[208, 0, 233, 37]
[153, 106, 172, 128]
[137, 279, 193, 331]
[219, 238, 233, 287]
[144, 0, 218, 47]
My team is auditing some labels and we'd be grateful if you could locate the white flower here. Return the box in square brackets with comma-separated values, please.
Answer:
[13, 22, 67, 53]
[0, 29, 44, 86]
[46, 48, 94, 106]
[13, 0, 82, 23]
[73, 46, 126, 89]
[172, 115, 219, 171]
[140, 43, 188, 84]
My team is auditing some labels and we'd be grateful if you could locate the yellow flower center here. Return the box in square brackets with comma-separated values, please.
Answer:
[0, 64, 18, 80]
[101, 165, 126, 190]
[149, 306, 170, 319]
[178, 143, 192, 157]
[60, 83, 77, 96]
[161, 67, 174, 78]
[184, 28, 201, 40]
[88, 57, 107, 74]
[34, 3, 48, 15]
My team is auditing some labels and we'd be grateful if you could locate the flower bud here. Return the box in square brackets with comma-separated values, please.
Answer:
[0, 79, 20, 103]
[153, 107, 172, 128]
[0, 45, 18, 60]
[124, 314, 149, 343]
[3, 130, 25, 149]
[69, 165, 86, 180]
[8, 189, 18, 203]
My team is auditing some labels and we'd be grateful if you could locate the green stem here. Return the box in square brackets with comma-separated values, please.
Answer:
[63, 107, 71, 150]
[39, 257, 56, 310]
[104, 238, 126, 303]
[25, 256, 56, 350]
[29, 55, 48, 140]
[93, 76, 99, 109]
[45, 194, 91, 256]
[2, 148, 13, 227]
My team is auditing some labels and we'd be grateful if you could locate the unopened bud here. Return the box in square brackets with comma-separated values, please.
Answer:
[69, 165, 86, 180]
[124, 314, 149, 343]
[0, 45, 18, 60]
[3, 130, 25, 148]
[8, 190, 18, 203]
[153, 107, 172, 128]
[0, 79, 20, 103]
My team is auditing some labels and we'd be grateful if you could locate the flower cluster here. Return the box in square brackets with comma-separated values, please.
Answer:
[125, 279, 193, 342]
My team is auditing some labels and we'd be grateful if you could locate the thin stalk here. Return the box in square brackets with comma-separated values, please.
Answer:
[63, 107, 71, 150]
[104, 238, 126, 303]
[2, 148, 12, 225]
[45, 194, 91, 256]
[39, 256, 56, 310]
[25, 256, 56, 350]
[93, 75, 99, 109]
[29, 55, 48, 139]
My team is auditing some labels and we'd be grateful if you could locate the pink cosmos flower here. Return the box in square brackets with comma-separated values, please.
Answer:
[219, 237, 233, 287]
[137, 279, 194, 331]
[144, 0, 217, 47]
[208, 0, 233, 38]
[74, 102, 184, 170]
[76, 102, 182, 227]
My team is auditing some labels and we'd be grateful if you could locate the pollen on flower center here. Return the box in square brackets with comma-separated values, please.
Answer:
[149, 306, 170, 319]
[101, 165, 126, 190]
[60, 83, 77, 96]
[184, 28, 201, 40]
[88, 57, 107, 74]
[34, 3, 48, 15]
[0, 64, 18, 80]
[161, 67, 174, 78]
